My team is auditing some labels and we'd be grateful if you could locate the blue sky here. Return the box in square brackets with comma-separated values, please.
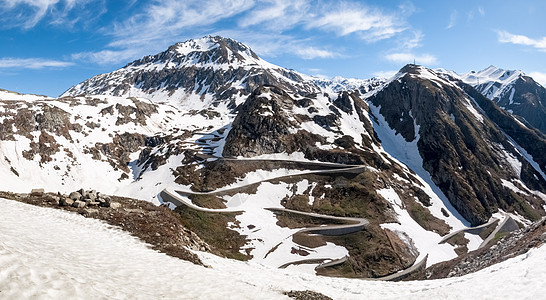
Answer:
[1, 0, 546, 97]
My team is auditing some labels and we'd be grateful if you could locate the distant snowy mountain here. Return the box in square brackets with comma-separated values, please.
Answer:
[2, 36, 546, 279]
[62, 36, 321, 110]
[459, 65, 546, 133]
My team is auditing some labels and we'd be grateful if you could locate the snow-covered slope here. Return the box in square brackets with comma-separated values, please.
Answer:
[0, 93, 232, 203]
[2, 198, 546, 299]
[0, 88, 50, 101]
[62, 36, 320, 110]
[460, 65, 524, 100]
[458, 66, 546, 133]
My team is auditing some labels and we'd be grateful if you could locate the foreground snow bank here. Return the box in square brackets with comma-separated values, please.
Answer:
[0, 198, 284, 299]
[1, 198, 546, 299]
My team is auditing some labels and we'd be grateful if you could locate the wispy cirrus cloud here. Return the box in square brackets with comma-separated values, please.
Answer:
[307, 2, 406, 42]
[238, 0, 309, 30]
[295, 47, 339, 59]
[72, 0, 254, 64]
[71, 49, 143, 65]
[497, 31, 546, 52]
[0, 0, 102, 29]
[108, 0, 254, 48]
[213, 29, 341, 60]
[384, 52, 438, 65]
[72, 0, 414, 65]
[0, 57, 74, 69]
[446, 10, 458, 29]
[372, 70, 397, 78]
[400, 30, 424, 49]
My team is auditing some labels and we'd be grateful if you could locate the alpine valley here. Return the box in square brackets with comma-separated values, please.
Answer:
[2, 36, 546, 283]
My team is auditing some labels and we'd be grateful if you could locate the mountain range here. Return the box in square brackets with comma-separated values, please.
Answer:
[2, 35, 546, 278]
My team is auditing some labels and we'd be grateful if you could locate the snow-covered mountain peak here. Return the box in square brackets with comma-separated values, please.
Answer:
[461, 65, 523, 87]
[62, 35, 319, 109]
[170, 36, 221, 56]
[394, 64, 459, 90]
[312, 75, 386, 93]
[124, 35, 269, 71]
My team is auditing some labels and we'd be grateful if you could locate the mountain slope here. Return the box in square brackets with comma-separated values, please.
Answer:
[62, 36, 320, 111]
[367, 65, 546, 226]
[460, 66, 546, 133]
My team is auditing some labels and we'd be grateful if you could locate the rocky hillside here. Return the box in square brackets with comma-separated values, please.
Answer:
[369, 65, 546, 225]
[3, 36, 546, 279]
[460, 66, 546, 134]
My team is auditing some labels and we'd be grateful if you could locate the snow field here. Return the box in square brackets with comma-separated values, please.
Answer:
[222, 181, 349, 270]
[2, 198, 546, 299]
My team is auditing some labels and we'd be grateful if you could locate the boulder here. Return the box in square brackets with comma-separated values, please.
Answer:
[108, 202, 121, 209]
[60, 198, 74, 207]
[69, 191, 82, 201]
[87, 193, 97, 201]
[51, 196, 60, 206]
[72, 200, 86, 208]
[81, 208, 99, 217]
[30, 188, 45, 196]
[101, 196, 112, 207]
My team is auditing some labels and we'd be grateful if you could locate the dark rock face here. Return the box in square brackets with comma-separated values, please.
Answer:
[462, 83, 546, 176]
[476, 75, 546, 134]
[369, 65, 546, 225]
[222, 85, 323, 157]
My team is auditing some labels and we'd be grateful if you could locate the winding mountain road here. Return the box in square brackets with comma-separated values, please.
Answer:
[159, 158, 514, 280]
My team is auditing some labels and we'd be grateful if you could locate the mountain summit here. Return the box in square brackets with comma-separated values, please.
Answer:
[460, 65, 546, 133]
[62, 36, 318, 110]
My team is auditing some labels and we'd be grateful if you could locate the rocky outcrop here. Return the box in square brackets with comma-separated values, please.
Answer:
[59, 189, 121, 210]
[368, 65, 546, 225]
[222, 85, 324, 157]
[427, 217, 546, 279]
[474, 73, 546, 134]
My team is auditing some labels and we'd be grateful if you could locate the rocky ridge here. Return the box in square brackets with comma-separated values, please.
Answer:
[459, 65, 546, 134]
[427, 217, 546, 279]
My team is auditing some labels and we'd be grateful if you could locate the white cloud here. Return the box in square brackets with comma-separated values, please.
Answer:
[401, 30, 424, 49]
[108, 0, 254, 49]
[0, 57, 74, 69]
[529, 72, 546, 87]
[71, 49, 143, 65]
[74, 0, 255, 64]
[213, 29, 341, 60]
[372, 70, 397, 78]
[71, 1, 413, 65]
[239, 0, 309, 30]
[295, 47, 338, 59]
[497, 31, 546, 51]
[446, 10, 457, 29]
[0, 0, 98, 29]
[478, 6, 485, 16]
[307, 3, 407, 42]
[384, 53, 438, 65]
